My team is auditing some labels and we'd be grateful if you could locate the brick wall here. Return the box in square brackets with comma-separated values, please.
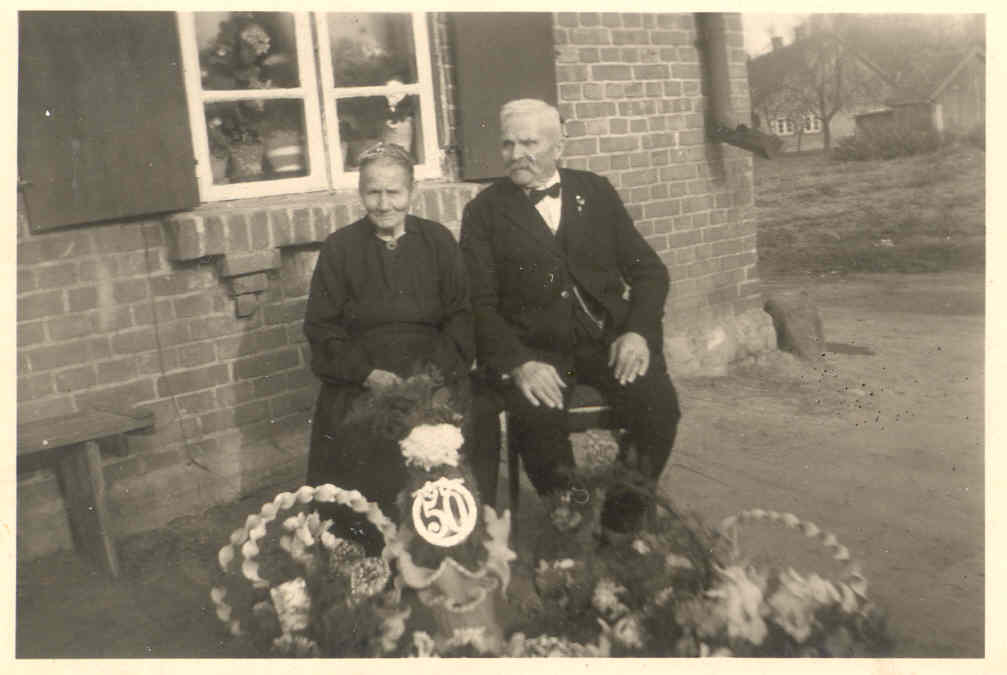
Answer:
[16, 184, 479, 559]
[18, 12, 768, 559]
[552, 12, 760, 328]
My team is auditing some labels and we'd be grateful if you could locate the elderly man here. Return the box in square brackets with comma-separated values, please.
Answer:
[460, 98, 681, 536]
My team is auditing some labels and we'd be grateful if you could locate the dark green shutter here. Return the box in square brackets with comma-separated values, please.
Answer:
[18, 12, 198, 231]
[450, 13, 557, 180]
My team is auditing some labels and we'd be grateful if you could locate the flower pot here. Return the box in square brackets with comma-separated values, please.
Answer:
[228, 142, 264, 181]
[264, 129, 306, 175]
[210, 154, 230, 184]
[264, 144, 305, 174]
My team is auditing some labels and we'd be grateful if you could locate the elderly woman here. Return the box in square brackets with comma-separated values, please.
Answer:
[303, 143, 474, 553]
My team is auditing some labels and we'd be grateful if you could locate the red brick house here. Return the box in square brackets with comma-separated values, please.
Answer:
[17, 12, 771, 561]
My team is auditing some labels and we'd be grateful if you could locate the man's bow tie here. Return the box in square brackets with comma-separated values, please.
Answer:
[528, 183, 561, 205]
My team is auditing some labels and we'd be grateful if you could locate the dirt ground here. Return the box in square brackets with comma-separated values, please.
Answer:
[15, 270, 984, 658]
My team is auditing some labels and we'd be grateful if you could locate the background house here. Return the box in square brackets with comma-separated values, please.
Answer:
[747, 27, 890, 154]
[855, 46, 985, 140]
[747, 14, 984, 153]
[17, 11, 769, 561]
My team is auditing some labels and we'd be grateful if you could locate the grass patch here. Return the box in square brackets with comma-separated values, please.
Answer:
[754, 144, 985, 278]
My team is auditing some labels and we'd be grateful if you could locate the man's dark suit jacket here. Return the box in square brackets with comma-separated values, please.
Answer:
[459, 168, 670, 378]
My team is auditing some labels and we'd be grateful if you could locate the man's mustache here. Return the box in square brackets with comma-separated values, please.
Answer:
[508, 159, 536, 170]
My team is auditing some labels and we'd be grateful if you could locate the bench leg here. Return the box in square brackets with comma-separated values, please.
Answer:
[57, 441, 120, 578]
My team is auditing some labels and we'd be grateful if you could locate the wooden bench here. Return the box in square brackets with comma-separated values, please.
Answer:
[17, 408, 154, 577]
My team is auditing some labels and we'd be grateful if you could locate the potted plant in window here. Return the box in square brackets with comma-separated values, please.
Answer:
[200, 13, 301, 181]
[381, 80, 416, 153]
[330, 37, 418, 162]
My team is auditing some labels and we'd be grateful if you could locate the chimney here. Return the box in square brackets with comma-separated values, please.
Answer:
[771, 36, 783, 51]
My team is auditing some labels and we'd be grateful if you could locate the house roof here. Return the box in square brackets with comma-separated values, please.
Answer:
[747, 30, 897, 111]
[853, 108, 894, 119]
[884, 46, 985, 105]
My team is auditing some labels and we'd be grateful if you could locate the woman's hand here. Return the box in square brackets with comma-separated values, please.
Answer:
[364, 369, 403, 392]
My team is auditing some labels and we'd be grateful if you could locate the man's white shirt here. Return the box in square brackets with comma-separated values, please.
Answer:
[530, 172, 562, 234]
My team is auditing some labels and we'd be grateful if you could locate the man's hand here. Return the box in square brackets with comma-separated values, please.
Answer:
[511, 361, 567, 409]
[609, 332, 650, 385]
[364, 369, 403, 392]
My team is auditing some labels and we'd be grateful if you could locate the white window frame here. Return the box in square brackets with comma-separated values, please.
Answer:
[803, 113, 822, 133]
[314, 13, 441, 189]
[773, 118, 795, 136]
[177, 11, 441, 202]
[177, 12, 329, 202]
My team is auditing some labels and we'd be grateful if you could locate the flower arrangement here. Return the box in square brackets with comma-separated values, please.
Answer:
[209, 371, 516, 657]
[501, 481, 894, 658]
[207, 373, 892, 658]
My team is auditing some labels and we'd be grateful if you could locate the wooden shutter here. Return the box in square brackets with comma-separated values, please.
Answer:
[450, 13, 557, 180]
[18, 12, 198, 231]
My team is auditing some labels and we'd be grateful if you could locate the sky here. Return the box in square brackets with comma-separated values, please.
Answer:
[742, 13, 808, 56]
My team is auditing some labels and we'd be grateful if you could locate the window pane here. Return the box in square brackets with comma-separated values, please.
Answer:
[196, 12, 300, 90]
[327, 13, 418, 87]
[204, 99, 308, 184]
[337, 94, 425, 169]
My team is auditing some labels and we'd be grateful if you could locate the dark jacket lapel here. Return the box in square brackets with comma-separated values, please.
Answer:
[556, 169, 588, 254]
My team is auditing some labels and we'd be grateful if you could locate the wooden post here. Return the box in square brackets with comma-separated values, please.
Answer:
[56, 441, 120, 577]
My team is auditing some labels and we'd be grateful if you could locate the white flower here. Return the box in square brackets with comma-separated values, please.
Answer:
[665, 552, 694, 570]
[631, 538, 652, 554]
[412, 631, 438, 658]
[707, 565, 768, 645]
[269, 578, 311, 634]
[592, 578, 630, 620]
[611, 614, 645, 649]
[766, 568, 819, 643]
[271, 633, 320, 657]
[283, 512, 306, 531]
[654, 586, 675, 607]
[445, 627, 493, 654]
[699, 642, 734, 657]
[805, 573, 842, 605]
[399, 424, 463, 470]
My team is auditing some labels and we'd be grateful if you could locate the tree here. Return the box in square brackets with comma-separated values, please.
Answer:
[829, 13, 984, 101]
[748, 20, 890, 151]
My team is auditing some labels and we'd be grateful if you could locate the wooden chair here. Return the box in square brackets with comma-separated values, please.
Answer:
[503, 384, 623, 537]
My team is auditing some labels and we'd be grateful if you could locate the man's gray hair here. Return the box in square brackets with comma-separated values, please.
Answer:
[500, 99, 562, 136]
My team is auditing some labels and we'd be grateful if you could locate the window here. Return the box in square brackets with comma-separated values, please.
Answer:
[177, 12, 440, 202]
[803, 114, 822, 133]
[772, 118, 795, 136]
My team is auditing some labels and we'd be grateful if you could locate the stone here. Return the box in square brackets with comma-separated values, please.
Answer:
[735, 307, 777, 359]
[763, 291, 825, 360]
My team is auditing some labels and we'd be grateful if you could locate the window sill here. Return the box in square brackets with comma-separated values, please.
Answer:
[162, 180, 483, 317]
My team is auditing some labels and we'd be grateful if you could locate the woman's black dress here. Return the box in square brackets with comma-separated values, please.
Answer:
[303, 214, 474, 553]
